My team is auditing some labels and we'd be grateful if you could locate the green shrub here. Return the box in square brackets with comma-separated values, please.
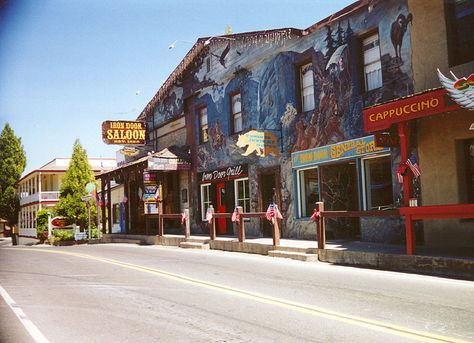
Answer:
[52, 229, 74, 241]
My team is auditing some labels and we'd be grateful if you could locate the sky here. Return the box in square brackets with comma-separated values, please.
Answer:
[0, 0, 355, 175]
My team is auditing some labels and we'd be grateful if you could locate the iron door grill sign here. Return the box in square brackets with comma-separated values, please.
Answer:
[102, 121, 146, 145]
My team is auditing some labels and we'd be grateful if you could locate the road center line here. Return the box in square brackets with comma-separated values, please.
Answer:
[19, 248, 468, 343]
[0, 284, 50, 343]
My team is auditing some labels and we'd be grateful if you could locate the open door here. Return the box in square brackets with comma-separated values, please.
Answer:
[216, 182, 227, 234]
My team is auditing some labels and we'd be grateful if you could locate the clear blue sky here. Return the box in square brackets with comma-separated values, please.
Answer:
[0, 0, 354, 175]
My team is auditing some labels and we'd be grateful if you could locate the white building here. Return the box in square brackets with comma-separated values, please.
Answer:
[17, 158, 116, 237]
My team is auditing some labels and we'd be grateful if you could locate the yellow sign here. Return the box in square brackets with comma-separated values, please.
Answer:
[102, 121, 146, 145]
[236, 130, 279, 158]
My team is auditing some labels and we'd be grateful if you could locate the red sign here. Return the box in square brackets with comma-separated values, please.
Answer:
[51, 217, 68, 228]
[363, 89, 460, 133]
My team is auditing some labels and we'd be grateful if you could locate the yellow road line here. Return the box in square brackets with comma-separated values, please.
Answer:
[17, 248, 470, 343]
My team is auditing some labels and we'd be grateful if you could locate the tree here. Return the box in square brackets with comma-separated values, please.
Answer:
[56, 139, 96, 230]
[0, 123, 26, 226]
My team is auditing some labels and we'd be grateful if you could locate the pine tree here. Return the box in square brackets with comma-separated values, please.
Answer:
[336, 22, 345, 46]
[0, 123, 26, 226]
[324, 26, 336, 60]
[56, 139, 96, 230]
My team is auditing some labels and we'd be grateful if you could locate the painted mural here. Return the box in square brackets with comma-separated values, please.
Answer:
[150, 1, 415, 239]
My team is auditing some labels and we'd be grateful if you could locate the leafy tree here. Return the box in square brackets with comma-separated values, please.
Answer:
[56, 139, 96, 230]
[0, 123, 26, 226]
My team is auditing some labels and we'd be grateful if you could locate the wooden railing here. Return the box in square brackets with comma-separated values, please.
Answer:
[316, 202, 474, 255]
[207, 206, 281, 246]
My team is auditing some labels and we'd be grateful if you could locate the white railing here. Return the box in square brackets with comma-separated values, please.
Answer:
[40, 191, 60, 201]
[19, 228, 37, 237]
[19, 193, 39, 206]
[19, 191, 60, 206]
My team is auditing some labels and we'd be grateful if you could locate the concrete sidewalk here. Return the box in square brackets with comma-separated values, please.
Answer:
[103, 234, 474, 281]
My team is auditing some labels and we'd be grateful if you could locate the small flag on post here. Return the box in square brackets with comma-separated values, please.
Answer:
[406, 154, 421, 178]
[266, 204, 283, 221]
[396, 162, 409, 183]
[205, 208, 213, 222]
[181, 212, 186, 224]
[231, 208, 239, 222]
[310, 208, 320, 222]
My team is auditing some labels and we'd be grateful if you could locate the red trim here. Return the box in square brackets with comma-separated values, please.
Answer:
[363, 88, 460, 133]
[399, 204, 474, 220]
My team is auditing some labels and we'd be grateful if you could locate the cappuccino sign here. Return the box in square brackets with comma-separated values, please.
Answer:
[199, 164, 248, 183]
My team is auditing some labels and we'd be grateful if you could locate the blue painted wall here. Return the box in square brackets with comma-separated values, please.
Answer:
[150, 0, 414, 238]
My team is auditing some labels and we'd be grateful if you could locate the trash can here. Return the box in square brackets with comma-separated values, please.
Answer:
[12, 226, 18, 245]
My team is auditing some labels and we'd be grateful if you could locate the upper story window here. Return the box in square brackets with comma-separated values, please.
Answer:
[198, 106, 208, 143]
[446, 0, 474, 66]
[300, 63, 315, 112]
[231, 92, 243, 134]
[362, 33, 383, 91]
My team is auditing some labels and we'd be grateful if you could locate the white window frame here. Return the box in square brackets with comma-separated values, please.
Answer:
[199, 107, 208, 143]
[296, 166, 320, 218]
[234, 177, 250, 213]
[363, 33, 382, 91]
[300, 63, 315, 112]
[200, 183, 212, 221]
[361, 154, 392, 210]
[231, 93, 242, 133]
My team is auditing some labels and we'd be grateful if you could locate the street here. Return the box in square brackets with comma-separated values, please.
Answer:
[0, 244, 473, 343]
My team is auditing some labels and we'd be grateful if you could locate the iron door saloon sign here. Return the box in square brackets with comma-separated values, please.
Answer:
[102, 121, 146, 145]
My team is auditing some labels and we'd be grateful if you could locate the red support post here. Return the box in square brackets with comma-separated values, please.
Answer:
[398, 121, 416, 254]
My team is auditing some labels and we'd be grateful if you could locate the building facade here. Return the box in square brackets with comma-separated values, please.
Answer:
[17, 158, 116, 237]
[100, 0, 473, 252]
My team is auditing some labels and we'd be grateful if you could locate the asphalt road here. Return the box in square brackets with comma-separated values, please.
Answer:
[0, 243, 473, 343]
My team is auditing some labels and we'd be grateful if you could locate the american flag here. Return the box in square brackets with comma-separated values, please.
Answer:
[396, 162, 408, 183]
[266, 204, 283, 221]
[205, 208, 213, 222]
[181, 212, 186, 224]
[310, 208, 320, 222]
[406, 154, 421, 178]
[231, 208, 239, 222]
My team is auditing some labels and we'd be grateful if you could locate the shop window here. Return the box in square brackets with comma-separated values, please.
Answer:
[231, 92, 242, 134]
[234, 178, 250, 212]
[363, 155, 393, 209]
[198, 106, 209, 143]
[112, 204, 120, 224]
[298, 167, 320, 217]
[362, 33, 382, 91]
[300, 63, 315, 112]
[200, 183, 212, 221]
[446, 0, 474, 66]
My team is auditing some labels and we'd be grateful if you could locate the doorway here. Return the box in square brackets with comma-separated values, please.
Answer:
[258, 167, 281, 238]
[216, 182, 227, 234]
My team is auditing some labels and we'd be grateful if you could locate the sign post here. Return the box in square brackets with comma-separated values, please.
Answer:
[81, 195, 93, 240]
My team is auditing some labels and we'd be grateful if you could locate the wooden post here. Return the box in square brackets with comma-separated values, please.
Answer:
[184, 209, 190, 239]
[158, 204, 164, 236]
[209, 206, 216, 240]
[272, 217, 280, 246]
[101, 178, 106, 235]
[316, 201, 325, 249]
[237, 206, 244, 242]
